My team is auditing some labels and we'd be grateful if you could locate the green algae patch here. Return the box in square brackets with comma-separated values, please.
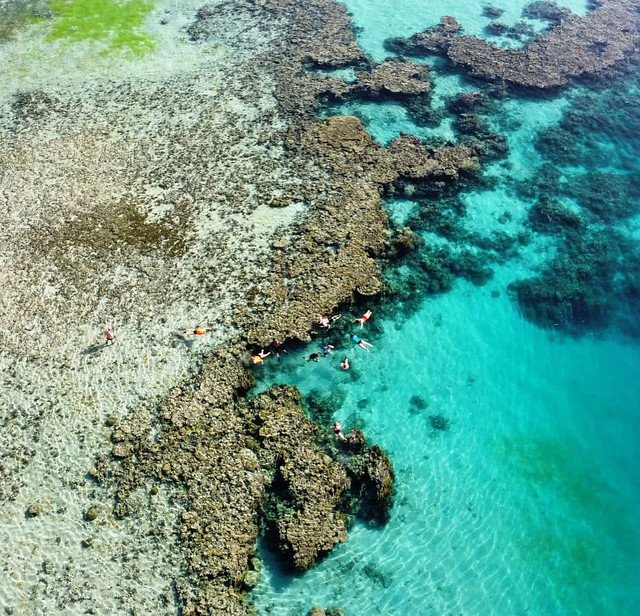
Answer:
[495, 435, 639, 614]
[45, 0, 157, 57]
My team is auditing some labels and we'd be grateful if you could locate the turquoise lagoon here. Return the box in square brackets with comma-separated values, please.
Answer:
[248, 0, 640, 614]
[1, 0, 637, 613]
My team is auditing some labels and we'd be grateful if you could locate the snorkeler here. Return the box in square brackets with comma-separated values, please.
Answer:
[185, 326, 213, 336]
[354, 310, 372, 329]
[252, 349, 271, 364]
[350, 334, 373, 352]
[333, 422, 347, 442]
[316, 314, 341, 329]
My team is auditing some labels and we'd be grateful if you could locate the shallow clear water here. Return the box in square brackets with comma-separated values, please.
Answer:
[248, 0, 640, 614]
[250, 277, 640, 616]
[343, 0, 589, 61]
[2, 0, 639, 613]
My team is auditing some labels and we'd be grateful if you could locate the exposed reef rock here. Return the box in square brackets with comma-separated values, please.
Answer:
[385, 134, 480, 184]
[101, 353, 393, 613]
[97, 350, 263, 615]
[254, 386, 350, 570]
[259, 0, 366, 68]
[522, 1, 571, 24]
[351, 58, 432, 99]
[240, 113, 480, 345]
[91, 0, 491, 612]
[386, 1, 640, 89]
[386, 16, 460, 55]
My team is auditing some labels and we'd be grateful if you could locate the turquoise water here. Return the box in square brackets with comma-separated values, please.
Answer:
[249, 0, 640, 614]
[250, 278, 640, 615]
[343, 0, 589, 61]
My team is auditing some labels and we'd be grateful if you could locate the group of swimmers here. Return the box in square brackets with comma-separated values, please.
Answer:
[317, 311, 374, 442]
[183, 311, 373, 446]
[176, 309, 375, 371]
[299, 309, 376, 367]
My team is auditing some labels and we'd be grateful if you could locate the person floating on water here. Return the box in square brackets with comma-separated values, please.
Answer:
[185, 326, 213, 336]
[333, 422, 347, 442]
[316, 314, 341, 329]
[340, 357, 350, 370]
[252, 349, 271, 364]
[350, 333, 373, 351]
[322, 344, 334, 356]
[354, 309, 372, 329]
[306, 352, 320, 362]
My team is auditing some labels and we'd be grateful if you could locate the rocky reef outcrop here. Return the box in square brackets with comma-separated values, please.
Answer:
[240, 112, 480, 345]
[254, 385, 392, 570]
[98, 351, 393, 614]
[351, 58, 432, 99]
[94, 0, 489, 613]
[387, 1, 640, 89]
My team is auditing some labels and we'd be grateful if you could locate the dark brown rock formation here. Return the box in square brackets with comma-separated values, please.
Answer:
[100, 352, 394, 613]
[253, 386, 350, 570]
[387, 1, 640, 89]
[352, 58, 432, 99]
[237, 109, 479, 345]
[97, 351, 262, 615]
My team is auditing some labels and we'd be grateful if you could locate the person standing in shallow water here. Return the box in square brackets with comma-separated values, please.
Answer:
[104, 328, 115, 345]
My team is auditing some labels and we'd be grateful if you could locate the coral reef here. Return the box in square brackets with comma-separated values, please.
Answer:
[386, 1, 640, 89]
[99, 355, 393, 613]
[351, 58, 432, 100]
[509, 228, 640, 335]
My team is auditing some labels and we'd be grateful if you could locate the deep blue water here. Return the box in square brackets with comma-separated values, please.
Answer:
[248, 0, 640, 614]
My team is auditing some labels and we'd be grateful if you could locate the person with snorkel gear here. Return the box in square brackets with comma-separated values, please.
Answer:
[350, 333, 373, 351]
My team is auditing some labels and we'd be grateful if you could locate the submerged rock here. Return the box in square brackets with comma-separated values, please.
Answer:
[386, 2, 640, 89]
[104, 353, 395, 610]
[27, 502, 43, 517]
[84, 508, 99, 521]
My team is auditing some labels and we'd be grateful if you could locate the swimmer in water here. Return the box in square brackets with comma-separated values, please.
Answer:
[251, 349, 271, 364]
[333, 422, 347, 442]
[354, 309, 372, 329]
[185, 326, 213, 336]
[340, 357, 350, 370]
[322, 344, 334, 356]
[316, 314, 341, 329]
[350, 333, 373, 351]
